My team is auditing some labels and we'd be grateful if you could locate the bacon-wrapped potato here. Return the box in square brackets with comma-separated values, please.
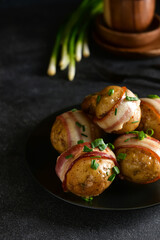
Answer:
[114, 133, 160, 184]
[81, 86, 141, 134]
[55, 141, 119, 197]
[138, 97, 160, 140]
[50, 109, 103, 153]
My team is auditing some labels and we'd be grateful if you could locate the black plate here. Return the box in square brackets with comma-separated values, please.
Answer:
[26, 82, 160, 210]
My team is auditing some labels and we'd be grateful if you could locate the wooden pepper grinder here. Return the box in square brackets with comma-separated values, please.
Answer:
[104, 0, 156, 32]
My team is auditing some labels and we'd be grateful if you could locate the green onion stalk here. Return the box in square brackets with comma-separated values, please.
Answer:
[47, 0, 103, 81]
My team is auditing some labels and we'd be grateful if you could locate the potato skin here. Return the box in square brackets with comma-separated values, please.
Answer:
[138, 102, 160, 140]
[116, 147, 160, 184]
[50, 118, 68, 153]
[66, 157, 115, 197]
[81, 86, 123, 119]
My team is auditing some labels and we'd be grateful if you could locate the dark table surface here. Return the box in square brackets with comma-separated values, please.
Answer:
[1, 1, 160, 239]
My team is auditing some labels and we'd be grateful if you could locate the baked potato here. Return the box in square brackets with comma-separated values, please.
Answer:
[138, 97, 160, 140]
[114, 133, 160, 184]
[50, 109, 103, 153]
[81, 85, 141, 134]
[55, 140, 119, 197]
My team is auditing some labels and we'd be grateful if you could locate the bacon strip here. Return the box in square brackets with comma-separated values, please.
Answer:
[141, 98, 160, 117]
[94, 88, 140, 133]
[57, 110, 101, 149]
[114, 134, 160, 162]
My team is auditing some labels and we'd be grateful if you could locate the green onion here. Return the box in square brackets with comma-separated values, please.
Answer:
[76, 121, 82, 128]
[115, 108, 117, 115]
[108, 89, 114, 96]
[47, 0, 103, 81]
[117, 153, 127, 161]
[81, 133, 88, 137]
[108, 143, 115, 150]
[65, 154, 73, 159]
[77, 140, 84, 144]
[147, 94, 160, 99]
[146, 128, 154, 137]
[96, 95, 101, 104]
[83, 145, 93, 152]
[91, 159, 99, 170]
[82, 196, 93, 202]
[90, 156, 101, 158]
[71, 108, 77, 112]
[113, 166, 120, 174]
[131, 121, 139, 124]
[108, 174, 116, 182]
[138, 131, 146, 140]
[126, 96, 139, 101]
[91, 138, 107, 151]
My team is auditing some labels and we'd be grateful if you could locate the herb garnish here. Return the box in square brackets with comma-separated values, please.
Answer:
[91, 138, 107, 151]
[81, 133, 88, 137]
[108, 89, 114, 96]
[96, 95, 101, 104]
[108, 166, 120, 181]
[108, 174, 116, 182]
[147, 94, 160, 99]
[83, 145, 93, 152]
[82, 196, 93, 202]
[91, 159, 99, 170]
[125, 130, 147, 142]
[115, 108, 117, 115]
[146, 128, 154, 137]
[77, 140, 84, 144]
[71, 108, 77, 112]
[65, 154, 73, 159]
[117, 153, 127, 161]
[108, 143, 115, 150]
[126, 92, 139, 101]
[131, 121, 139, 124]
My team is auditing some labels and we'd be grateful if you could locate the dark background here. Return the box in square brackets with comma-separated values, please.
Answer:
[0, 1, 160, 240]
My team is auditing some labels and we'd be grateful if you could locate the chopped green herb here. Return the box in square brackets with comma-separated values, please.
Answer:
[83, 145, 93, 152]
[71, 108, 77, 112]
[82, 125, 85, 132]
[117, 153, 127, 161]
[138, 131, 146, 140]
[108, 89, 114, 96]
[96, 95, 101, 104]
[65, 154, 73, 159]
[76, 121, 82, 128]
[146, 128, 154, 137]
[115, 108, 117, 115]
[131, 121, 139, 124]
[91, 138, 105, 148]
[91, 159, 99, 170]
[77, 140, 84, 144]
[81, 133, 88, 137]
[124, 137, 137, 142]
[108, 173, 116, 182]
[91, 138, 106, 151]
[126, 96, 139, 101]
[113, 166, 120, 174]
[99, 144, 107, 151]
[125, 130, 146, 141]
[91, 156, 101, 158]
[82, 196, 93, 202]
[108, 143, 115, 150]
[147, 94, 160, 99]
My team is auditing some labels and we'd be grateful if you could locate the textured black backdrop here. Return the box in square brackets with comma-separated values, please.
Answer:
[0, 1, 160, 240]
